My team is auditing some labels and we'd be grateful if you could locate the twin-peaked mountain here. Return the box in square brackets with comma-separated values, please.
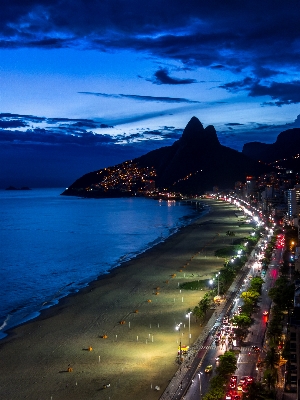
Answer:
[62, 116, 264, 197]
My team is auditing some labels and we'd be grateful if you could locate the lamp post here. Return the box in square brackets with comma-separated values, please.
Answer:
[198, 372, 203, 399]
[216, 272, 220, 296]
[175, 323, 182, 363]
[186, 311, 192, 344]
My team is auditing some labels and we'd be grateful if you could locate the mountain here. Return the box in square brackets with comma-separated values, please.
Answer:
[242, 128, 300, 162]
[62, 116, 264, 197]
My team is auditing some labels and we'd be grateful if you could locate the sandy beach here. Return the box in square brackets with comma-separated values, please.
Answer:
[0, 199, 250, 400]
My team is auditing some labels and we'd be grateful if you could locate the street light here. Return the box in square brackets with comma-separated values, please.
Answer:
[186, 311, 192, 344]
[216, 272, 220, 296]
[175, 323, 182, 363]
[198, 372, 203, 399]
[175, 322, 182, 331]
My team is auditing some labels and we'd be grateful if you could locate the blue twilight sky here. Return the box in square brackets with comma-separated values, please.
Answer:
[1, 0, 300, 188]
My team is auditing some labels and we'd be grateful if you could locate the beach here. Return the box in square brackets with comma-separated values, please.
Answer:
[0, 199, 249, 400]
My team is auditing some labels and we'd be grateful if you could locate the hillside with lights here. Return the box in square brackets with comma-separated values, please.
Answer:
[62, 117, 265, 198]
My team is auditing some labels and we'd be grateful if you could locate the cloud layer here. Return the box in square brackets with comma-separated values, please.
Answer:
[2, 2, 299, 81]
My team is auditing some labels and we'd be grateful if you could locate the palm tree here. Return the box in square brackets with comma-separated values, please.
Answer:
[263, 369, 277, 391]
[265, 347, 280, 370]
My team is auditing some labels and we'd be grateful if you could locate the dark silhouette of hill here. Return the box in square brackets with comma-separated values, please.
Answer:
[242, 128, 300, 162]
[62, 116, 265, 197]
[135, 117, 263, 194]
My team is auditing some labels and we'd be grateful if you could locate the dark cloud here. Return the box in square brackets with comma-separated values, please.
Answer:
[0, 113, 45, 123]
[219, 77, 256, 93]
[220, 78, 300, 106]
[0, 127, 116, 146]
[79, 91, 200, 103]
[0, 119, 28, 128]
[252, 67, 283, 79]
[151, 68, 197, 85]
[249, 81, 300, 106]
[225, 123, 244, 126]
[1, 1, 300, 76]
[210, 65, 225, 69]
[0, 112, 185, 148]
[0, 113, 119, 147]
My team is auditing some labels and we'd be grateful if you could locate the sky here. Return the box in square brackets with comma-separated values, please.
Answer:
[1, 1, 300, 188]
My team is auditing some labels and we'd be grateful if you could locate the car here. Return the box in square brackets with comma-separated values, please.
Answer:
[230, 375, 238, 382]
[246, 376, 254, 384]
[252, 346, 260, 353]
[229, 381, 236, 389]
[225, 393, 232, 400]
[233, 395, 241, 400]
[215, 356, 220, 363]
[240, 376, 248, 384]
[263, 310, 269, 316]
[237, 376, 248, 390]
[205, 365, 213, 373]
[242, 384, 249, 393]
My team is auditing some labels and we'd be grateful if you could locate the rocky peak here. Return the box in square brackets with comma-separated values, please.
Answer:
[180, 116, 220, 147]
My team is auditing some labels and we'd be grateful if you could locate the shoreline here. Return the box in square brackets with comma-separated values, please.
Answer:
[0, 204, 206, 341]
[0, 199, 249, 400]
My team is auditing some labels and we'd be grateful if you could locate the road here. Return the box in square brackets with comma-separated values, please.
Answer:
[181, 240, 282, 399]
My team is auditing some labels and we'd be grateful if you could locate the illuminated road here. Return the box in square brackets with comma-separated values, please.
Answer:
[182, 242, 282, 400]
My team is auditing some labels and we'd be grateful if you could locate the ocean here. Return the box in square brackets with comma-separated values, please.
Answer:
[0, 188, 205, 339]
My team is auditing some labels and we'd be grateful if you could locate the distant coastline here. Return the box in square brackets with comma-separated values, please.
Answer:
[5, 186, 31, 191]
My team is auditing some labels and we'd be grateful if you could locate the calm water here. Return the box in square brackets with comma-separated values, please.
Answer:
[0, 188, 204, 339]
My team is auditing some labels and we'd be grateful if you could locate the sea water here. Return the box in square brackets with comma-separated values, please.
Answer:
[0, 188, 204, 339]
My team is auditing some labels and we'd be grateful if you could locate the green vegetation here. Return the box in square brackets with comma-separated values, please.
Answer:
[249, 276, 264, 294]
[230, 313, 251, 330]
[246, 381, 275, 400]
[268, 276, 294, 311]
[192, 292, 213, 321]
[202, 351, 237, 400]
[215, 245, 244, 258]
[216, 351, 237, 377]
[179, 279, 209, 290]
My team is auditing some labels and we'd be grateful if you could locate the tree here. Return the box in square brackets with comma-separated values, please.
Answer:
[198, 293, 211, 315]
[268, 277, 294, 310]
[246, 381, 272, 400]
[231, 313, 251, 329]
[265, 347, 280, 370]
[202, 387, 225, 400]
[192, 305, 204, 321]
[240, 290, 260, 305]
[263, 369, 277, 391]
[217, 351, 237, 377]
[249, 276, 264, 293]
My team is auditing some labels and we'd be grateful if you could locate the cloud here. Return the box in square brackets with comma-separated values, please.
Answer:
[1, 1, 300, 76]
[0, 112, 185, 148]
[225, 123, 244, 126]
[0, 113, 118, 147]
[249, 80, 300, 106]
[219, 77, 256, 93]
[79, 91, 200, 103]
[220, 78, 300, 106]
[210, 65, 225, 70]
[151, 68, 197, 85]
[252, 66, 283, 79]
[0, 119, 28, 128]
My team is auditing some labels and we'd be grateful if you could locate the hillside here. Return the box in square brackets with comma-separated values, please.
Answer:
[62, 116, 265, 197]
[242, 128, 300, 162]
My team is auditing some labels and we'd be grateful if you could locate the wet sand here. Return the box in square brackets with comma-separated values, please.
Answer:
[0, 199, 250, 400]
